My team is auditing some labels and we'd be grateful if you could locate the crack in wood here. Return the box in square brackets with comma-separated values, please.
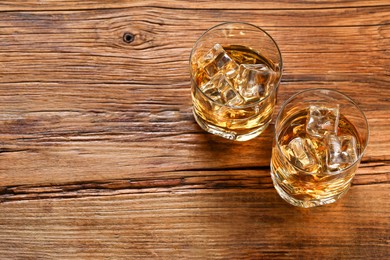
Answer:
[1, 165, 388, 203]
[1, 4, 389, 13]
[0, 148, 34, 154]
[0, 174, 275, 203]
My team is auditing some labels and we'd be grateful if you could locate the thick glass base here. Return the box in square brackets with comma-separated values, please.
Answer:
[270, 164, 350, 208]
[193, 110, 270, 141]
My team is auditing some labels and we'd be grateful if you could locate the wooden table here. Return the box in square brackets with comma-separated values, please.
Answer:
[0, 1, 389, 259]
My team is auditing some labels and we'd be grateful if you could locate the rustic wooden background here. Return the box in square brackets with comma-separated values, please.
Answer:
[0, 1, 389, 259]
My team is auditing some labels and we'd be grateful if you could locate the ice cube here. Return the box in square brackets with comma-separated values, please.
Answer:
[306, 105, 339, 138]
[326, 134, 358, 172]
[282, 137, 320, 172]
[199, 44, 239, 79]
[234, 63, 277, 102]
[200, 73, 244, 106]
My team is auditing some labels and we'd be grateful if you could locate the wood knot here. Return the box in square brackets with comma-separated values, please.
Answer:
[123, 32, 135, 43]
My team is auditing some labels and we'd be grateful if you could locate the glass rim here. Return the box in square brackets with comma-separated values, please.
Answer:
[189, 21, 283, 109]
[274, 88, 370, 174]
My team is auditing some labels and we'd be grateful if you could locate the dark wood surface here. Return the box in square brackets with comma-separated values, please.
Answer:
[0, 1, 389, 259]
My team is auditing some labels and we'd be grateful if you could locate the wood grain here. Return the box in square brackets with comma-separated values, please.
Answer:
[0, 0, 389, 259]
[1, 183, 389, 259]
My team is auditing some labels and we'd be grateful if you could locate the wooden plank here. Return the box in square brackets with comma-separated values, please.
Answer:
[0, 8, 388, 86]
[0, 105, 388, 187]
[0, 0, 388, 12]
[0, 179, 388, 259]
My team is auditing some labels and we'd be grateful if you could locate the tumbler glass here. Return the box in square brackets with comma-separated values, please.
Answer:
[190, 22, 283, 141]
[271, 89, 369, 207]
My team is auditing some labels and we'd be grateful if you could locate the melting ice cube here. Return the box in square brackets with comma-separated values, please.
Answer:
[282, 137, 320, 173]
[235, 63, 277, 102]
[199, 44, 239, 79]
[306, 105, 339, 138]
[326, 134, 358, 172]
[201, 73, 244, 106]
